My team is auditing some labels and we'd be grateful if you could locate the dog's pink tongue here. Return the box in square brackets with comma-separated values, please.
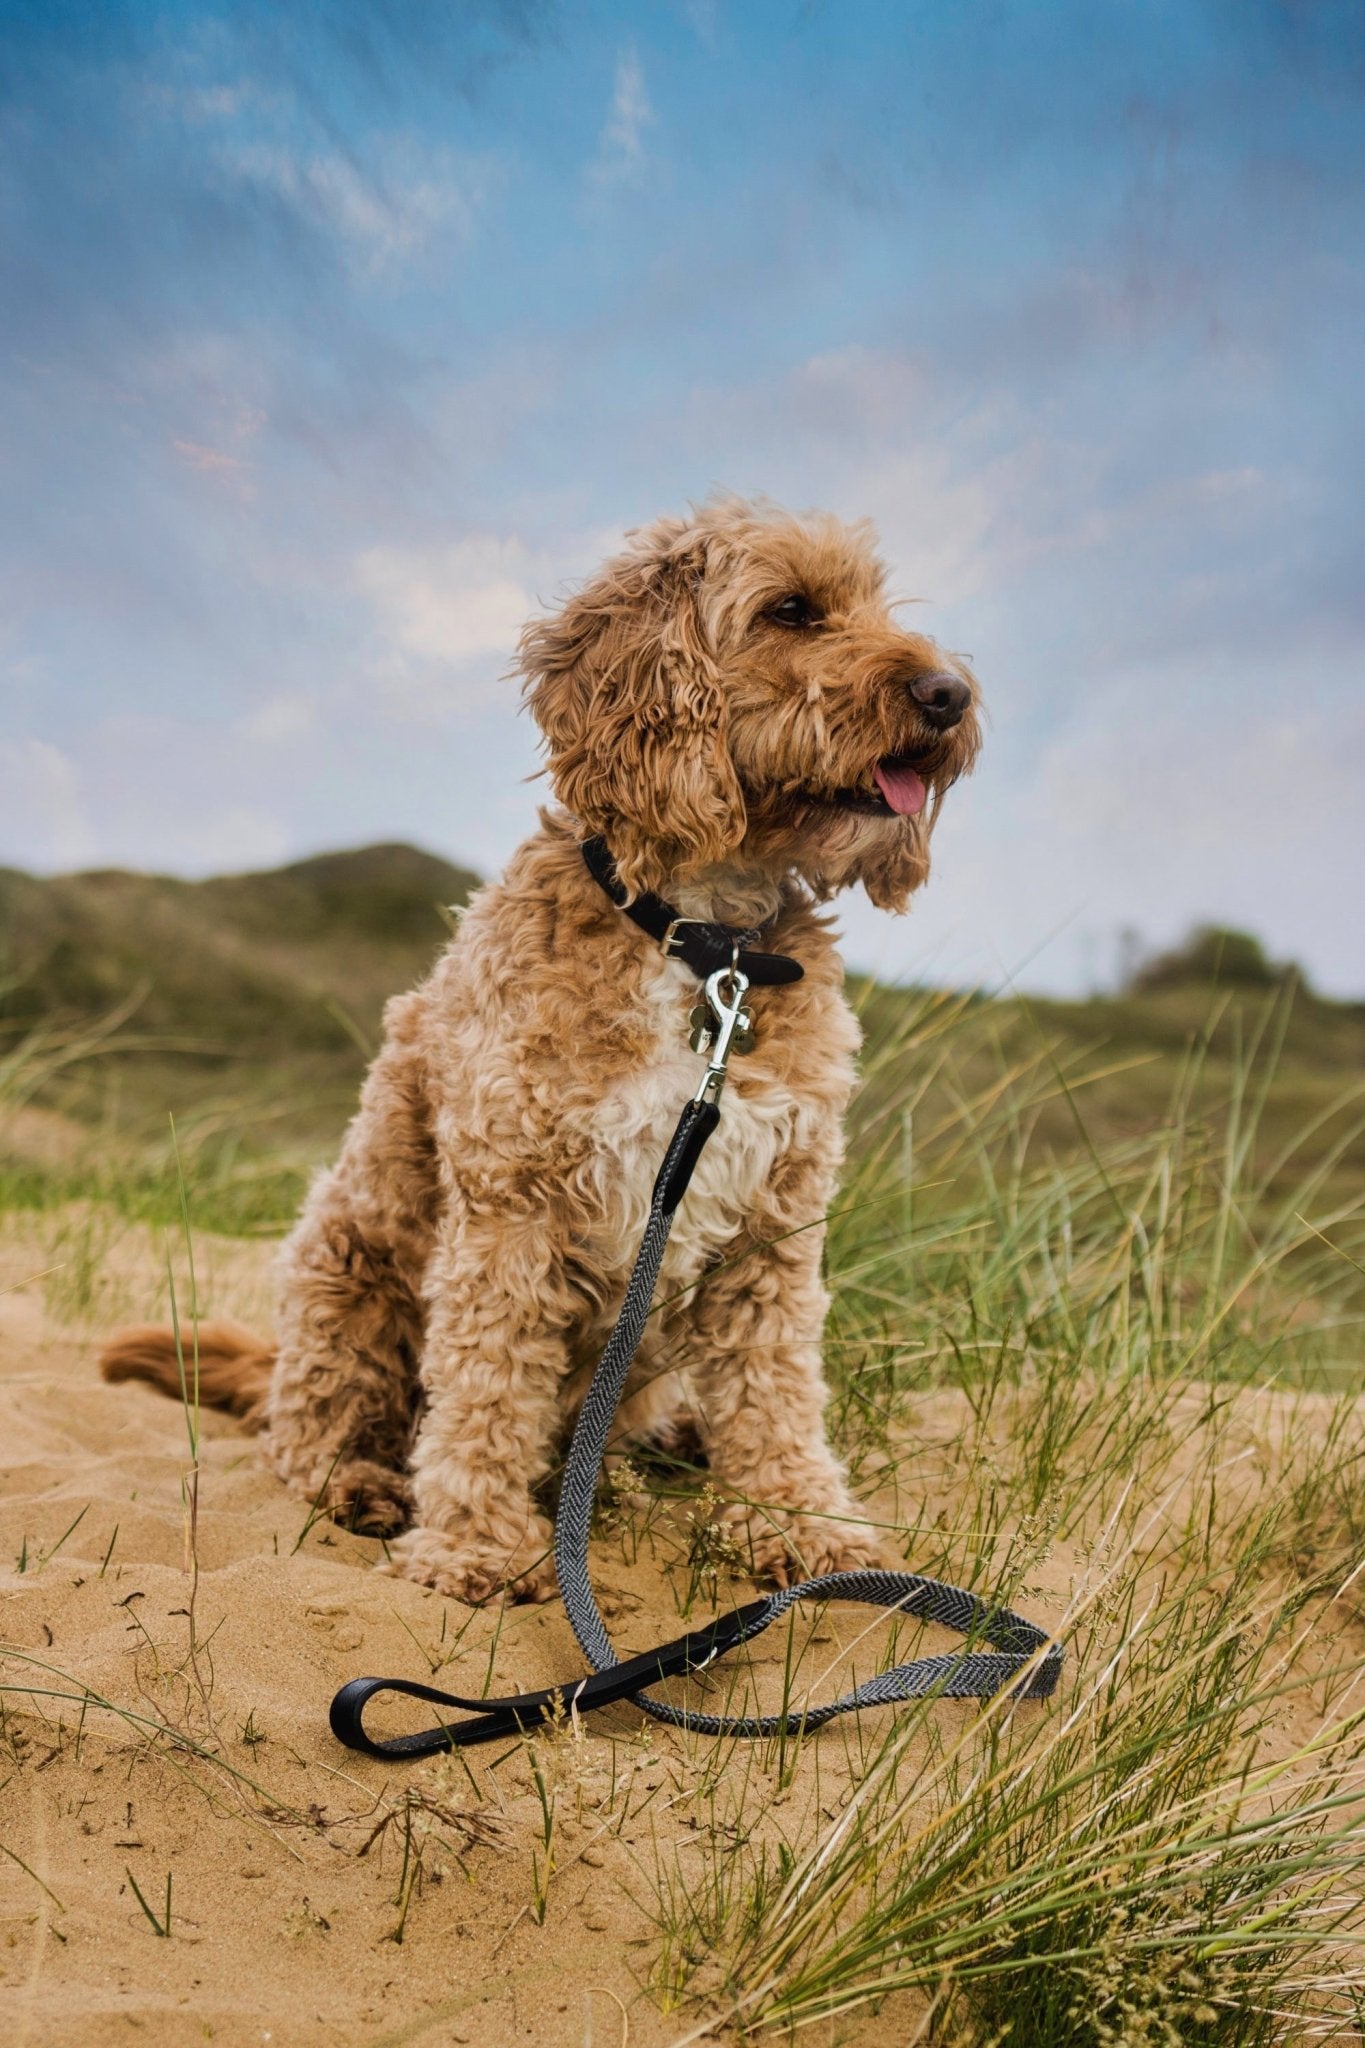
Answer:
[873, 759, 927, 817]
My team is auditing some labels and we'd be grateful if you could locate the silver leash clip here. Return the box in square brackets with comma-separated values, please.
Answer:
[691, 964, 753, 1105]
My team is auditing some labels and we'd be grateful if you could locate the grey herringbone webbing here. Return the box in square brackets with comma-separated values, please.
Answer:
[330, 1099, 1062, 1758]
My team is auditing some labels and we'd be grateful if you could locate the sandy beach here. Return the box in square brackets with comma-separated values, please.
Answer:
[3, 1199, 1362, 2045]
[0, 1213, 966, 2047]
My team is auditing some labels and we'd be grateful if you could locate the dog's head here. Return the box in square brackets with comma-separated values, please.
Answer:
[519, 499, 981, 910]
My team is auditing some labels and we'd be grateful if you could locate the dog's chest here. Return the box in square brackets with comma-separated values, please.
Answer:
[580, 959, 817, 1287]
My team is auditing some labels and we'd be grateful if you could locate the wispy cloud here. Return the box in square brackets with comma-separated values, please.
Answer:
[239, 692, 317, 743]
[171, 437, 254, 501]
[589, 49, 653, 188]
[353, 528, 624, 718]
[682, 0, 719, 50]
[354, 535, 534, 713]
[220, 137, 490, 276]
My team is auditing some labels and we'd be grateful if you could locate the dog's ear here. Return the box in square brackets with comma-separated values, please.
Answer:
[519, 534, 747, 895]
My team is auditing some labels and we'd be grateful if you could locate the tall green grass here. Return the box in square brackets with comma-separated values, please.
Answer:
[643, 980, 1365, 2042]
[0, 1006, 320, 1237]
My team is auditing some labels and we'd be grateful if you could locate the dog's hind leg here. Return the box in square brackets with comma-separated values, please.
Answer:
[263, 1191, 424, 1534]
[262, 1024, 437, 1536]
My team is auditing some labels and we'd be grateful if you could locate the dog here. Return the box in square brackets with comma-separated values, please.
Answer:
[101, 498, 981, 1606]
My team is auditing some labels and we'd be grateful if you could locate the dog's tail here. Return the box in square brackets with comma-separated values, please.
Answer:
[99, 1319, 275, 1431]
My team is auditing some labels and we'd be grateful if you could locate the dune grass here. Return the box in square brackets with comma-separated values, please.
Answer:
[1, 971, 1363, 2042]
[632, 981, 1365, 2042]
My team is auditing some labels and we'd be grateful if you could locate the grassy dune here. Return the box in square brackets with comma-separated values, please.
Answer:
[0, 842, 479, 1219]
[1, 850, 1363, 2043]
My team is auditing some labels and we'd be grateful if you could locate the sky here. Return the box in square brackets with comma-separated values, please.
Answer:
[2, 0, 1363, 996]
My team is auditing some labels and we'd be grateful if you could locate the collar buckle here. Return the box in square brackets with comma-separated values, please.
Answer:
[661, 916, 708, 960]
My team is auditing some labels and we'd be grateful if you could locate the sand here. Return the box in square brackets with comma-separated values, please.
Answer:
[0, 1215, 971, 2048]
[2, 1210, 1359, 2047]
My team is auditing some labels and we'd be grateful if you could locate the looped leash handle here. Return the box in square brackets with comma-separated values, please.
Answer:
[330, 1095, 1063, 1758]
[329, 1600, 772, 1757]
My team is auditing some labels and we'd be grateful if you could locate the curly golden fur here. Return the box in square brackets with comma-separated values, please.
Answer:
[100, 498, 981, 1605]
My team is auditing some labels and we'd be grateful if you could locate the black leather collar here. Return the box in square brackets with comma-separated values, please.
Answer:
[580, 836, 803, 986]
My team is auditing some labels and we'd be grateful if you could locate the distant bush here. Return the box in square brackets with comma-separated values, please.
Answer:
[1129, 923, 1305, 993]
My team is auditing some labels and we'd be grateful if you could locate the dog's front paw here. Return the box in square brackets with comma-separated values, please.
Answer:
[322, 1458, 412, 1536]
[383, 1523, 557, 1606]
[265, 1438, 413, 1537]
[718, 1503, 894, 1588]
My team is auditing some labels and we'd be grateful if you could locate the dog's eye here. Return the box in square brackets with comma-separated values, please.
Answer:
[768, 594, 823, 630]
[768, 594, 822, 628]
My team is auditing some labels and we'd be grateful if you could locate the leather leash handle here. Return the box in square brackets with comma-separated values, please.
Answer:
[328, 1599, 773, 1758]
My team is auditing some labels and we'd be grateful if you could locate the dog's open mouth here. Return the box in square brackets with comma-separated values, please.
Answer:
[818, 755, 929, 818]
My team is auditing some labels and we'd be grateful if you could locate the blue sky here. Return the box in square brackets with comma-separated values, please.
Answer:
[2, 0, 1362, 994]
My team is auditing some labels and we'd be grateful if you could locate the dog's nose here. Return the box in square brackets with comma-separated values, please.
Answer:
[907, 670, 971, 731]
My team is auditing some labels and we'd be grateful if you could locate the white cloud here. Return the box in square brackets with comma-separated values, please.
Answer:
[0, 740, 97, 871]
[355, 535, 533, 685]
[590, 50, 654, 188]
[224, 138, 489, 275]
[240, 692, 317, 743]
[353, 528, 622, 719]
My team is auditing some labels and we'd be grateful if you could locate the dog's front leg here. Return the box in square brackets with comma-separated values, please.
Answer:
[386, 1210, 571, 1606]
[687, 1200, 891, 1587]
